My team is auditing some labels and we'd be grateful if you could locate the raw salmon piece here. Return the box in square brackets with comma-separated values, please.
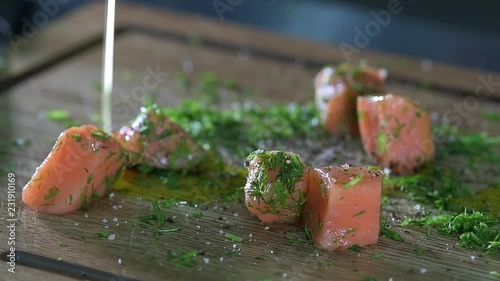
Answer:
[315, 63, 386, 136]
[244, 150, 309, 224]
[114, 103, 205, 170]
[22, 125, 127, 214]
[357, 94, 435, 175]
[302, 165, 383, 250]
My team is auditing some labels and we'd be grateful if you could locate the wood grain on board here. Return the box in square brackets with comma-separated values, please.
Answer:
[0, 2, 499, 281]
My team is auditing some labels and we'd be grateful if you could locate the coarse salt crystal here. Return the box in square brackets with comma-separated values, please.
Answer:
[118, 258, 122, 264]
[74, 223, 79, 226]
[102, 218, 108, 223]
[84, 213, 88, 218]
[264, 226, 269, 230]
[219, 230, 224, 234]
[112, 217, 118, 222]
[420, 268, 427, 274]
[219, 257, 224, 262]
[108, 234, 116, 241]
[109, 192, 115, 199]
[203, 258, 209, 264]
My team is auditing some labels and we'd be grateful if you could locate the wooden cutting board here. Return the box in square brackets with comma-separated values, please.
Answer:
[0, 3, 499, 281]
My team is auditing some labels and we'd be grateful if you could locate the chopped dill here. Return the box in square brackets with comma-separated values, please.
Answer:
[480, 111, 500, 122]
[154, 228, 181, 240]
[491, 271, 500, 279]
[402, 210, 500, 254]
[415, 246, 424, 256]
[224, 233, 243, 242]
[370, 253, 383, 259]
[161, 100, 322, 159]
[384, 164, 470, 211]
[192, 210, 203, 219]
[348, 244, 363, 252]
[343, 174, 363, 189]
[167, 250, 198, 268]
[44, 186, 59, 200]
[353, 210, 366, 217]
[97, 231, 110, 238]
[46, 110, 79, 128]
[380, 216, 404, 242]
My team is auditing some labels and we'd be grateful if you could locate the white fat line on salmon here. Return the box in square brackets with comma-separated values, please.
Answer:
[6, 172, 17, 273]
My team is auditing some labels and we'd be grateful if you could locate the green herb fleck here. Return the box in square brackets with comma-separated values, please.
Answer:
[371, 253, 383, 259]
[91, 130, 109, 141]
[481, 111, 500, 122]
[415, 246, 424, 256]
[97, 231, 110, 238]
[224, 233, 243, 242]
[87, 174, 94, 184]
[71, 133, 82, 142]
[380, 217, 404, 242]
[353, 210, 366, 217]
[154, 228, 181, 240]
[91, 191, 100, 199]
[348, 244, 363, 252]
[192, 210, 203, 219]
[376, 133, 388, 155]
[344, 174, 363, 189]
[491, 271, 500, 279]
[167, 250, 198, 268]
[44, 186, 59, 200]
[47, 110, 70, 120]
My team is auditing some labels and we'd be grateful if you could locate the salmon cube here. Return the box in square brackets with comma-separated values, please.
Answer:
[22, 125, 127, 214]
[114, 103, 205, 170]
[302, 165, 383, 250]
[315, 63, 386, 136]
[357, 94, 435, 175]
[244, 150, 309, 224]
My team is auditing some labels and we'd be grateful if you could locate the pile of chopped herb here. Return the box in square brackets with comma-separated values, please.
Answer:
[160, 100, 323, 159]
[402, 210, 500, 254]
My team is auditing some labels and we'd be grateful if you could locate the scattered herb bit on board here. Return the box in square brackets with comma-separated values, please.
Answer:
[97, 231, 110, 238]
[224, 233, 243, 242]
[46, 109, 79, 128]
[380, 217, 404, 242]
[480, 111, 500, 122]
[167, 250, 198, 268]
[348, 244, 363, 252]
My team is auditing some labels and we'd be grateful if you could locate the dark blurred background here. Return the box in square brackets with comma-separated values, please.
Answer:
[1, 0, 499, 72]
